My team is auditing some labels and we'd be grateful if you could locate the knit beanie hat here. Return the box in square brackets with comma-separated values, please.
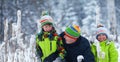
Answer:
[64, 25, 81, 39]
[40, 11, 53, 27]
[96, 27, 109, 39]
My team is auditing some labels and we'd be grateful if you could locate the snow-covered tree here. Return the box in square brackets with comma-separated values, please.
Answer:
[81, 0, 100, 37]
[0, 10, 38, 62]
[107, 0, 118, 42]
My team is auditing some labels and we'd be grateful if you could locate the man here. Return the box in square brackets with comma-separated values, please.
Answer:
[60, 25, 95, 62]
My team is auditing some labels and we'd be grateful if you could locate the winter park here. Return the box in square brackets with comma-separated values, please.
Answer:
[0, 0, 120, 62]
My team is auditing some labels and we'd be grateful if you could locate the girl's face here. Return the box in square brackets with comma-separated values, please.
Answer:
[42, 24, 53, 32]
[97, 34, 107, 42]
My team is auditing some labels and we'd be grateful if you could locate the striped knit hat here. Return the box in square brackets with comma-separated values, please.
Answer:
[96, 27, 109, 39]
[64, 25, 81, 39]
[40, 11, 53, 27]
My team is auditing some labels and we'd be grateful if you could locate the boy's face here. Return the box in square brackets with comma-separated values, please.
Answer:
[64, 34, 77, 44]
[97, 34, 107, 42]
[42, 24, 53, 32]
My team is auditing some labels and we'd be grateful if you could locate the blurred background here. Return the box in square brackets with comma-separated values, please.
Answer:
[0, 0, 120, 42]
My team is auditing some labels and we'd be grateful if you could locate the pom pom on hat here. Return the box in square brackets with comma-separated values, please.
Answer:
[97, 24, 104, 28]
[64, 25, 81, 39]
[40, 11, 53, 27]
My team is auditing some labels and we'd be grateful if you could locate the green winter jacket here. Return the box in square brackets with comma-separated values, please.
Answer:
[36, 32, 65, 62]
[91, 40, 118, 62]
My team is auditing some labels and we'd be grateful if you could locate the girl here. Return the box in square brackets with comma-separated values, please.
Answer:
[91, 26, 118, 62]
[36, 12, 65, 62]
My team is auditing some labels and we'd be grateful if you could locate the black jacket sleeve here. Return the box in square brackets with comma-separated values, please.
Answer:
[36, 43, 43, 57]
[82, 39, 95, 62]
[43, 50, 59, 62]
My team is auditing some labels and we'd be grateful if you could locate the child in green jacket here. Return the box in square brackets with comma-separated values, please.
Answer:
[36, 11, 65, 62]
[91, 26, 118, 62]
